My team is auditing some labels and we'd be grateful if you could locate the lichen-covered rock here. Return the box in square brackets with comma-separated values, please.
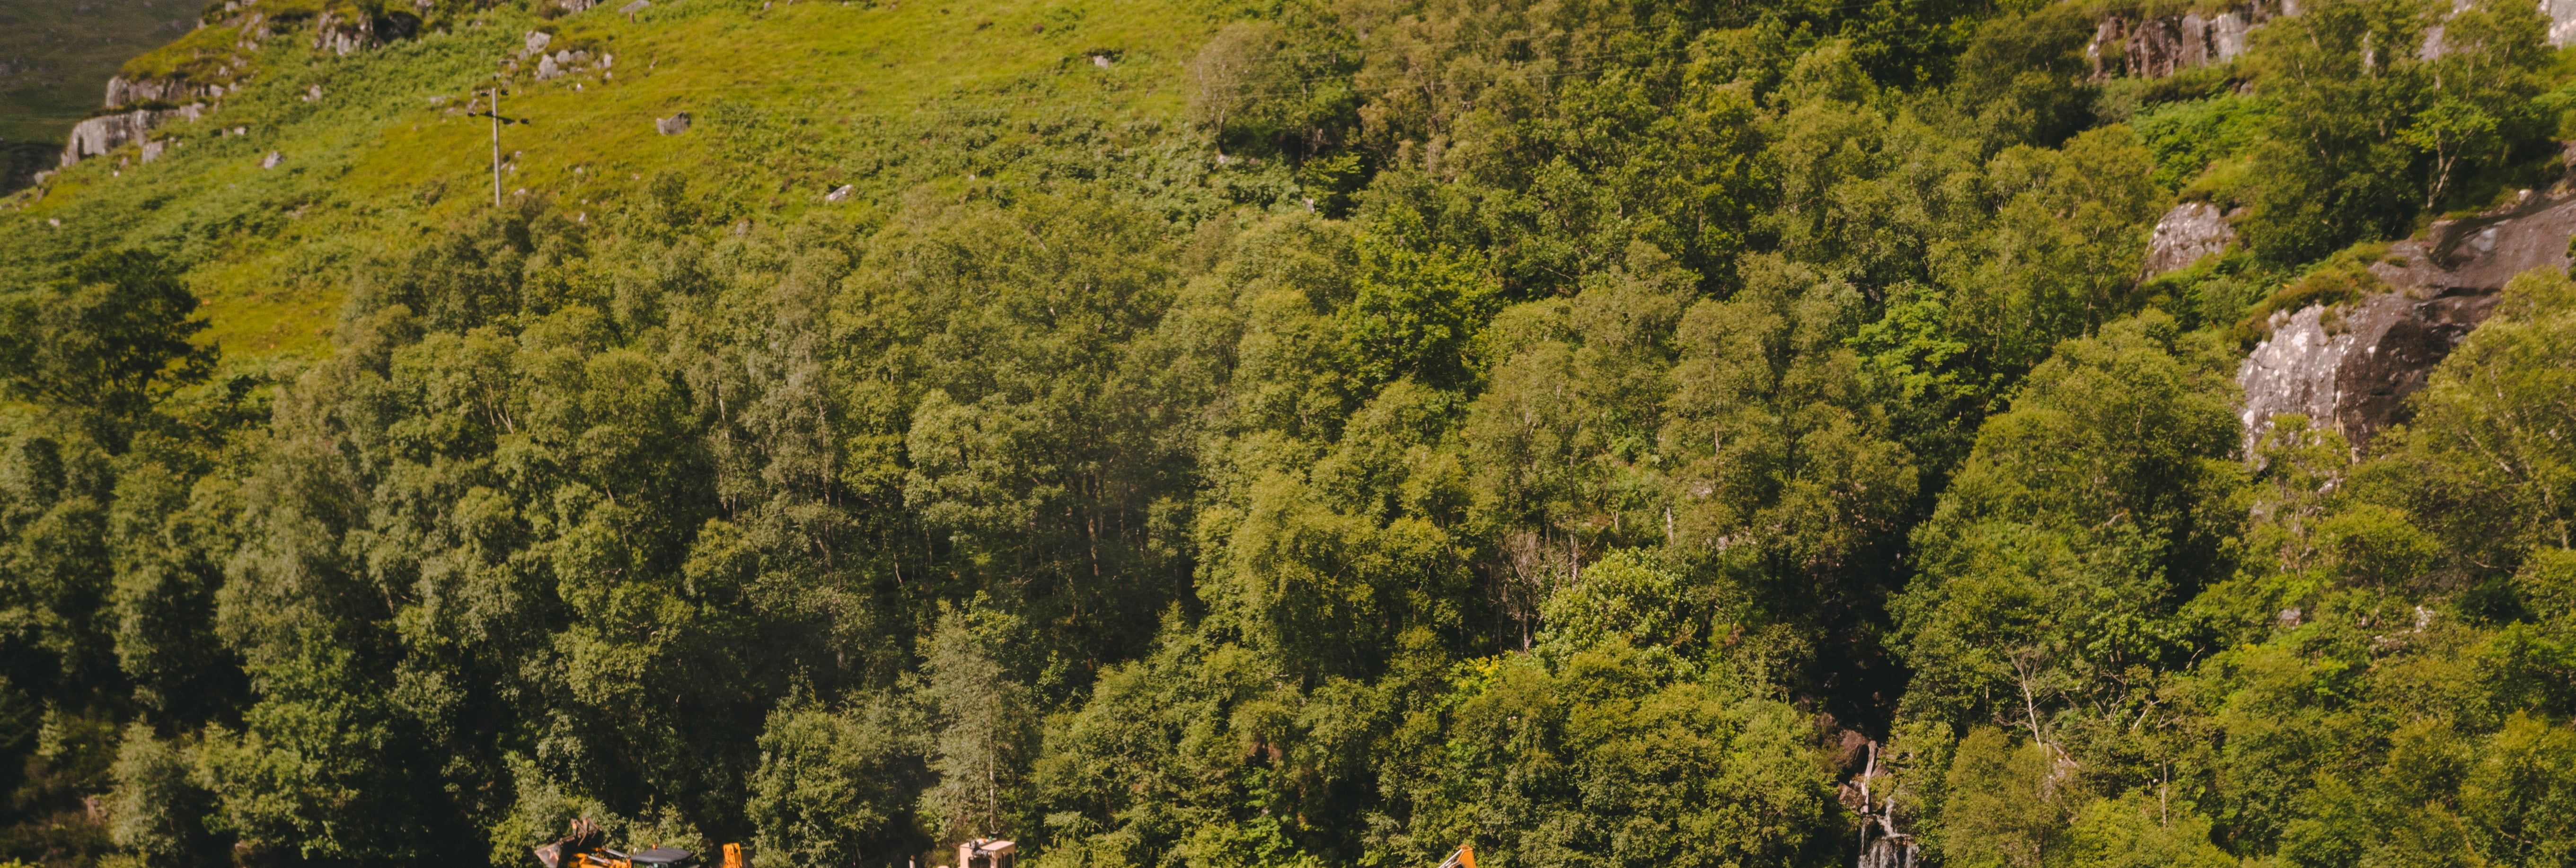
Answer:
[313, 9, 388, 55]
[524, 30, 553, 57]
[2238, 192, 2576, 451]
[2239, 289, 2504, 452]
[2212, 13, 2250, 59]
[2548, 0, 2576, 44]
[104, 75, 225, 108]
[2144, 202, 2235, 278]
[60, 107, 197, 167]
[2370, 192, 2576, 291]
[537, 53, 561, 80]
[2089, 13, 2245, 79]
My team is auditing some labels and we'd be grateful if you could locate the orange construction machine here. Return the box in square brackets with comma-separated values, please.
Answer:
[532, 817, 746, 868]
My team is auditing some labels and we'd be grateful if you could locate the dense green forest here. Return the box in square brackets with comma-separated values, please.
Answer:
[1, 0, 2575, 865]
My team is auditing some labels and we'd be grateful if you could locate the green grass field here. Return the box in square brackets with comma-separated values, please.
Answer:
[1, 0, 1220, 356]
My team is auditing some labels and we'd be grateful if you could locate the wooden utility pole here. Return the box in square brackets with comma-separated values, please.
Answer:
[490, 72, 503, 207]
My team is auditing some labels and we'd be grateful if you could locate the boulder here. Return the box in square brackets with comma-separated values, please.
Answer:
[2237, 192, 2576, 451]
[656, 112, 690, 135]
[2238, 289, 2502, 452]
[61, 108, 184, 167]
[2143, 202, 2235, 278]
[524, 30, 554, 57]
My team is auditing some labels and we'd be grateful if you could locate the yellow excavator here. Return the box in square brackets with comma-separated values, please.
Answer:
[532, 817, 745, 868]
[1435, 844, 1476, 868]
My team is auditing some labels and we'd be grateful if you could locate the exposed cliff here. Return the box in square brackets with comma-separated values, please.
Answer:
[2237, 193, 2576, 451]
[2087, 9, 2262, 80]
[2093, 0, 2576, 82]
[102, 74, 233, 107]
[58, 105, 203, 168]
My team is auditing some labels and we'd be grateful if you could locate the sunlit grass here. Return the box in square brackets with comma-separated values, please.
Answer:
[7, 0, 1216, 360]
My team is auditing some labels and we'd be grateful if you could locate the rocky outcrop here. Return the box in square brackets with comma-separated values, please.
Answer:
[2144, 202, 2236, 278]
[2548, 0, 2576, 44]
[50, 0, 427, 174]
[60, 105, 203, 167]
[104, 75, 230, 107]
[536, 48, 605, 81]
[2088, 7, 2272, 80]
[313, 8, 416, 55]
[60, 96, 213, 169]
[2095, 0, 2576, 82]
[2369, 192, 2576, 291]
[2237, 193, 2576, 451]
[2238, 289, 2503, 452]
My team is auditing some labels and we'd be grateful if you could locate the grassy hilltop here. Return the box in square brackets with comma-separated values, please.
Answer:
[4, 0, 1217, 356]
[0, 0, 197, 183]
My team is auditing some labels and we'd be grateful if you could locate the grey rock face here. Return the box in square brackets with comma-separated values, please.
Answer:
[2549, 0, 2576, 45]
[312, 9, 384, 55]
[524, 30, 554, 57]
[2237, 193, 2576, 451]
[2143, 202, 2236, 278]
[2079, 0, 2576, 79]
[2238, 290, 2502, 452]
[105, 75, 221, 108]
[2088, 14, 2239, 79]
[2369, 192, 2576, 291]
[61, 107, 194, 167]
[656, 112, 690, 135]
[2212, 13, 2250, 60]
[537, 53, 561, 80]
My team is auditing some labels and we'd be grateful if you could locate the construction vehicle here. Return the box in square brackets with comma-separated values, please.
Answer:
[956, 838, 1016, 868]
[532, 817, 747, 868]
[1434, 844, 1475, 868]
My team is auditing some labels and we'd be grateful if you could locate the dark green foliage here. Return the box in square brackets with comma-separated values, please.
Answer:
[7, 0, 2576, 866]
[2133, 96, 2268, 190]
[0, 250, 216, 449]
[2237, 0, 2552, 262]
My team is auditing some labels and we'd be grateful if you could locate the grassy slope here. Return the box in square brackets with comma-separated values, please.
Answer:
[3, 0, 1214, 356]
[0, 0, 195, 143]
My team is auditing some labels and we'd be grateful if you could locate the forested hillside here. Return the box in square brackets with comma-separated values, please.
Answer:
[1, 0, 2574, 865]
